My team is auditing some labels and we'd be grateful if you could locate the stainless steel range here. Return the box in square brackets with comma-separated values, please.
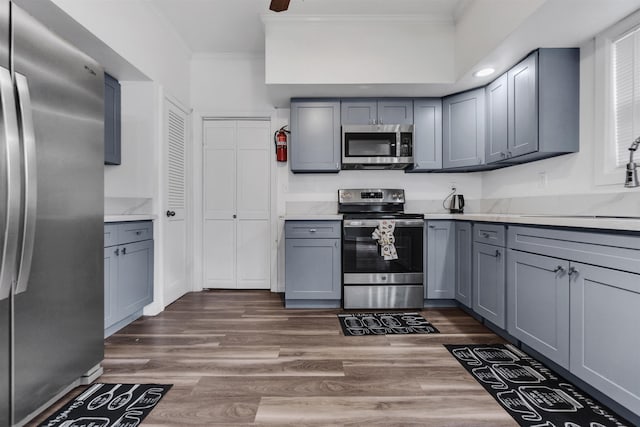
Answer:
[339, 189, 424, 309]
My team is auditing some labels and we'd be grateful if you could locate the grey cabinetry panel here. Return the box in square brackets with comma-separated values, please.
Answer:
[285, 220, 341, 307]
[104, 73, 121, 165]
[290, 99, 341, 173]
[443, 88, 486, 169]
[455, 222, 473, 307]
[570, 263, 640, 417]
[425, 221, 455, 299]
[412, 98, 443, 171]
[473, 242, 506, 327]
[507, 250, 570, 368]
[485, 74, 509, 164]
[104, 221, 154, 337]
[486, 48, 579, 165]
[341, 99, 413, 125]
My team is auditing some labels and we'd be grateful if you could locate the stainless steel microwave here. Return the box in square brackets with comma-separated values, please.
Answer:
[341, 124, 414, 169]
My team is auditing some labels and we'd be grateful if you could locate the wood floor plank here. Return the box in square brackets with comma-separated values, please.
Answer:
[26, 290, 520, 426]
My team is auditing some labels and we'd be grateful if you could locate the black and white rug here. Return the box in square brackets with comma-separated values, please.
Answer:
[38, 383, 172, 427]
[338, 312, 439, 336]
[445, 344, 631, 427]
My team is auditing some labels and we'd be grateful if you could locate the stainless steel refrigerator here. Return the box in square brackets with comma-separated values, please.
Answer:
[0, 1, 104, 425]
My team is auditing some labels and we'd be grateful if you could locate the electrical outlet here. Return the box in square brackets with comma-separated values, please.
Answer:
[538, 172, 547, 188]
[449, 182, 457, 191]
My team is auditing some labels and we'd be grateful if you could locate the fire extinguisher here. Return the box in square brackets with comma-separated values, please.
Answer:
[274, 125, 289, 162]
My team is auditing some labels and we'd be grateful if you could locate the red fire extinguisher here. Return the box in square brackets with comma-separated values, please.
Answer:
[274, 125, 289, 162]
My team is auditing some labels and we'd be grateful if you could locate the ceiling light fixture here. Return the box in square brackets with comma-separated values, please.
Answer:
[473, 68, 495, 77]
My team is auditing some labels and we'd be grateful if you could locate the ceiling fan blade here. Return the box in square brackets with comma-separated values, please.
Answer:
[269, 0, 290, 12]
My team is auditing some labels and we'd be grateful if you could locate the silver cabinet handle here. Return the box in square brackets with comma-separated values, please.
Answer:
[428, 225, 435, 229]
[233, 214, 237, 219]
[166, 210, 176, 217]
[135, 231, 141, 235]
[0, 66, 22, 301]
[552, 266, 565, 273]
[568, 266, 578, 276]
[309, 229, 317, 233]
[494, 249, 501, 258]
[122, 247, 127, 255]
[15, 74, 37, 295]
[481, 232, 490, 238]
[115, 248, 120, 256]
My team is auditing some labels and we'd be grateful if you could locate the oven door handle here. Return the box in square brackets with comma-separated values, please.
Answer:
[343, 219, 424, 228]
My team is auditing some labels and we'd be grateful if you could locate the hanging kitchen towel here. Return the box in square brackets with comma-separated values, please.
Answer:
[372, 219, 398, 260]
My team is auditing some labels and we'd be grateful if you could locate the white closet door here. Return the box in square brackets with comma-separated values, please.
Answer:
[164, 98, 189, 305]
[202, 119, 270, 289]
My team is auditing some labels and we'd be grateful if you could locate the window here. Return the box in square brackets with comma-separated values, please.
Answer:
[595, 9, 640, 185]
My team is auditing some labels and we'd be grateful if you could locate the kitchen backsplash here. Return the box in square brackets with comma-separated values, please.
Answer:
[104, 197, 153, 215]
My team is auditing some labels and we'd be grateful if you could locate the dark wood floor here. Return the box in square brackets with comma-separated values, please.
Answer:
[29, 290, 516, 426]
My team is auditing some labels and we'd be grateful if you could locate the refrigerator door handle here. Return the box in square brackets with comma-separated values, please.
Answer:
[0, 66, 22, 300]
[15, 73, 37, 295]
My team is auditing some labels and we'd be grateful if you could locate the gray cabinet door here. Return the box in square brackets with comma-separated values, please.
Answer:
[473, 242, 505, 328]
[412, 99, 442, 170]
[443, 88, 486, 169]
[426, 221, 455, 299]
[341, 99, 377, 125]
[104, 246, 119, 328]
[507, 250, 570, 368]
[378, 99, 413, 125]
[285, 238, 341, 300]
[570, 262, 640, 416]
[485, 74, 509, 164]
[455, 222, 472, 307]
[117, 240, 154, 318]
[290, 99, 341, 172]
[508, 52, 538, 158]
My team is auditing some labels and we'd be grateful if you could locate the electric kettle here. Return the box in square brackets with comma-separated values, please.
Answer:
[449, 194, 465, 214]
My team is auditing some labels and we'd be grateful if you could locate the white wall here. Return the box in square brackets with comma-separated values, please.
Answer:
[51, 0, 192, 106]
[263, 16, 455, 84]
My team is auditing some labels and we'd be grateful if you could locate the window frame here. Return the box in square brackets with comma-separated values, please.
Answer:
[595, 9, 640, 186]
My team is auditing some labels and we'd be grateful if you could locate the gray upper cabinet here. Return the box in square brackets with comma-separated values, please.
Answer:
[486, 48, 579, 165]
[507, 250, 570, 368]
[104, 73, 121, 165]
[412, 98, 442, 171]
[485, 74, 509, 164]
[455, 222, 473, 307]
[290, 99, 341, 173]
[443, 88, 486, 169]
[341, 98, 413, 125]
[425, 221, 455, 299]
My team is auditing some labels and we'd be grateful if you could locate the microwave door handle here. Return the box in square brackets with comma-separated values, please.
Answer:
[0, 66, 22, 301]
[15, 74, 37, 295]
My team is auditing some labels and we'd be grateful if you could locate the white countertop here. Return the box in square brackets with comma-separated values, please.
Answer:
[424, 213, 640, 232]
[283, 213, 640, 232]
[105, 214, 157, 223]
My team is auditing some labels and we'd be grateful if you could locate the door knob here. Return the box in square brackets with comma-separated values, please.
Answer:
[166, 210, 176, 217]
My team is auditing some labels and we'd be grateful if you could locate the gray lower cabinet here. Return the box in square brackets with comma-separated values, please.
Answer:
[508, 225, 640, 419]
[290, 99, 341, 173]
[570, 262, 640, 418]
[442, 87, 486, 170]
[425, 221, 455, 299]
[472, 223, 506, 328]
[507, 250, 570, 368]
[285, 220, 341, 308]
[411, 98, 443, 171]
[455, 222, 472, 307]
[104, 221, 154, 337]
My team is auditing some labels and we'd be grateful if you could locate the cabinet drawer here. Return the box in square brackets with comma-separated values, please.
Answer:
[104, 224, 119, 248]
[508, 226, 640, 275]
[118, 221, 153, 244]
[285, 220, 341, 239]
[473, 223, 506, 246]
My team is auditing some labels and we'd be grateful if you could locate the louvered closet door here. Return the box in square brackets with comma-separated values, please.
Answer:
[164, 98, 189, 305]
[203, 119, 271, 289]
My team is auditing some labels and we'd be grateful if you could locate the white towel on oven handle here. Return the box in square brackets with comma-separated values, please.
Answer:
[371, 220, 398, 260]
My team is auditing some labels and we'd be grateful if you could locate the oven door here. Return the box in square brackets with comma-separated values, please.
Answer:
[342, 219, 424, 309]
